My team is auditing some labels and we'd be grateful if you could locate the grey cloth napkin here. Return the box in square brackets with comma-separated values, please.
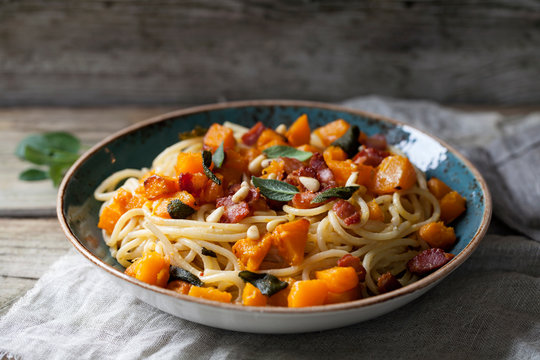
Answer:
[1, 97, 539, 360]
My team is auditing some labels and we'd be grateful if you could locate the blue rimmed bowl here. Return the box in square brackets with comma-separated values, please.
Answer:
[58, 100, 491, 333]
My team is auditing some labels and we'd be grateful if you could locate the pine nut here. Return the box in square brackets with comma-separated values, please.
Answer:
[266, 218, 286, 232]
[275, 124, 287, 135]
[232, 186, 250, 203]
[299, 176, 320, 192]
[248, 154, 266, 174]
[345, 172, 359, 186]
[261, 159, 273, 169]
[206, 206, 225, 223]
[247, 225, 260, 240]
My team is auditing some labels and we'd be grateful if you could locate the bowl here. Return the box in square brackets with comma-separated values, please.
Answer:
[57, 100, 491, 333]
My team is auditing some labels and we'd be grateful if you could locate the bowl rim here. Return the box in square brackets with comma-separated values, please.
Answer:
[57, 99, 492, 314]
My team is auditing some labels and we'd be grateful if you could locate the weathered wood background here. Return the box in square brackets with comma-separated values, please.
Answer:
[1, 0, 539, 106]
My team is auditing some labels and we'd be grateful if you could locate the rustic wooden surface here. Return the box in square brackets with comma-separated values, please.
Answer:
[1, 1, 540, 106]
[0, 105, 536, 318]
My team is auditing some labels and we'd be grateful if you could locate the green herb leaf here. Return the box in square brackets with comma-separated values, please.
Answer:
[331, 125, 360, 158]
[238, 270, 288, 297]
[49, 163, 70, 187]
[311, 186, 360, 204]
[169, 266, 204, 287]
[251, 176, 299, 202]
[178, 126, 208, 140]
[212, 142, 225, 168]
[19, 168, 48, 181]
[167, 199, 196, 219]
[15, 132, 80, 159]
[263, 145, 313, 162]
[202, 150, 222, 185]
[201, 247, 217, 258]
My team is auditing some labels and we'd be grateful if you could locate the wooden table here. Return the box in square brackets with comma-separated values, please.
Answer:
[0, 105, 536, 317]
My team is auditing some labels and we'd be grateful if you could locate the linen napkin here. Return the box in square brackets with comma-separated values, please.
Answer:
[1, 97, 539, 360]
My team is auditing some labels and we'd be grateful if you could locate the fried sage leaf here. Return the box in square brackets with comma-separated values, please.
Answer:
[201, 247, 217, 258]
[262, 145, 312, 162]
[202, 150, 222, 185]
[311, 186, 360, 204]
[251, 176, 299, 202]
[169, 266, 204, 287]
[331, 125, 360, 158]
[167, 199, 195, 219]
[212, 142, 226, 168]
[238, 270, 288, 297]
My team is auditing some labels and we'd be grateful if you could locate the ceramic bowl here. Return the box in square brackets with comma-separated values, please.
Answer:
[57, 100, 491, 333]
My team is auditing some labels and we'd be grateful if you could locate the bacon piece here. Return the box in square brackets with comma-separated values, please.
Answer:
[242, 122, 266, 146]
[332, 199, 360, 225]
[291, 191, 319, 209]
[377, 272, 402, 293]
[407, 248, 454, 275]
[353, 147, 390, 167]
[337, 254, 366, 281]
[280, 157, 304, 174]
[285, 166, 317, 189]
[178, 173, 195, 193]
[309, 153, 336, 190]
[216, 196, 250, 223]
[362, 134, 388, 151]
[227, 184, 261, 204]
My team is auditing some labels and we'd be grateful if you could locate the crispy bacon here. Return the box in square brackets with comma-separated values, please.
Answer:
[291, 191, 319, 209]
[407, 248, 454, 275]
[377, 272, 402, 293]
[362, 134, 387, 151]
[332, 199, 360, 225]
[309, 153, 336, 190]
[337, 254, 366, 281]
[353, 147, 390, 167]
[216, 195, 250, 223]
[285, 166, 317, 189]
[242, 122, 266, 146]
[178, 173, 195, 194]
[280, 157, 304, 174]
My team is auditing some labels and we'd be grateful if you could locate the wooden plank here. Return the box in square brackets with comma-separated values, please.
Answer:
[0, 1, 539, 106]
[0, 218, 71, 316]
[0, 107, 175, 216]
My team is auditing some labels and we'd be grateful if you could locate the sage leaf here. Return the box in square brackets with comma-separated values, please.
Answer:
[212, 142, 225, 168]
[169, 266, 204, 287]
[16, 132, 80, 159]
[263, 145, 313, 162]
[331, 125, 360, 158]
[201, 247, 217, 258]
[238, 270, 288, 297]
[167, 199, 195, 219]
[251, 176, 299, 202]
[311, 186, 360, 204]
[202, 150, 221, 185]
[19, 168, 48, 181]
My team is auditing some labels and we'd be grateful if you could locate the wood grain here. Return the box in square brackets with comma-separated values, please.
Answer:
[0, 1, 539, 106]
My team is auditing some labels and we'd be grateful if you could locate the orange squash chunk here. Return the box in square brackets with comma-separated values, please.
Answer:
[199, 173, 224, 204]
[242, 283, 268, 307]
[188, 286, 232, 303]
[315, 266, 359, 293]
[232, 233, 273, 271]
[125, 252, 170, 287]
[427, 178, 452, 199]
[239, 147, 261, 164]
[323, 146, 348, 162]
[152, 191, 197, 218]
[175, 152, 208, 175]
[286, 114, 311, 147]
[418, 221, 456, 250]
[218, 149, 248, 186]
[368, 200, 384, 221]
[256, 129, 287, 150]
[296, 144, 321, 153]
[98, 189, 145, 233]
[369, 155, 416, 195]
[323, 146, 374, 186]
[167, 280, 192, 295]
[272, 219, 310, 266]
[203, 123, 236, 151]
[267, 277, 296, 307]
[325, 286, 361, 305]
[143, 174, 179, 200]
[287, 280, 328, 307]
[313, 119, 350, 147]
[439, 191, 466, 224]
[261, 159, 285, 180]
[97, 206, 123, 234]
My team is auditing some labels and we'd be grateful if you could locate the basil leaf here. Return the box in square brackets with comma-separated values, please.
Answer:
[169, 266, 204, 287]
[16, 132, 80, 159]
[178, 126, 208, 140]
[202, 150, 221, 185]
[49, 163, 70, 187]
[251, 176, 299, 202]
[238, 270, 288, 297]
[201, 247, 217, 258]
[331, 125, 360, 158]
[212, 142, 225, 168]
[19, 168, 48, 181]
[311, 186, 360, 204]
[23, 145, 79, 166]
[263, 145, 312, 162]
[167, 199, 195, 219]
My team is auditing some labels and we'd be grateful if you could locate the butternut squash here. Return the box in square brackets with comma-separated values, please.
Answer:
[256, 129, 287, 150]
[232, 233, 273, 271]
[313, 119, 350, 147]
[242, 283, 268, 307]
[125, 252, 170, 287]
[188, 286, 232, 303]
[203, 123, 236, 151]
[286, 114, 311, 147]
[369, 155, 416, 195]
[315, 266, 359, 293]
[439, 191, 466, 224]
[427, 177, 452, 199]
[272, 219, 310, 266]
[418, 221, 456, 250]
[287, 280, 328, 307]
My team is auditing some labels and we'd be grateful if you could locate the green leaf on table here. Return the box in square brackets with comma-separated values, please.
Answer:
[202, 150, 222, 185]
[311, 186, 360, 204]
[251, 176, 299, 202]
[238, 270, 288, 297]
[212, 142, 225, 168]
[16, 132, 80, 159]
[19, 168, 48, 181]
[262, 145, 313, 162]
